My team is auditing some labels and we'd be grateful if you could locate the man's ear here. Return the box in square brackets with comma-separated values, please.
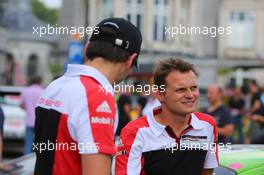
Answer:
[126, 53, 137, 68]
[83, 43, 91, 60]
[154, 90, 165, 103]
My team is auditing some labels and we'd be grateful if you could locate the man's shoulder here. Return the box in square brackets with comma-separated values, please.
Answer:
[29, 85, 44, 94]
[194, 112, 217, 127]
[120, 116, 149, 143]
[123, 116, 149, 133]
[45, 75, 107, 95]
[80, 75, 113, 96]
[218, 105, 231, 116]
[210, 105, 230, 116]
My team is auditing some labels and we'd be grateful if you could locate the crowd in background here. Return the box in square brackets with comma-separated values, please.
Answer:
[0, 76, 263, 167]
[115, 78, 264, 144]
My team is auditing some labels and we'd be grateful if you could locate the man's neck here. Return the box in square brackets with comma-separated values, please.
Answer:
[155, 109, 191, 137]
[84, 58, 117, 84]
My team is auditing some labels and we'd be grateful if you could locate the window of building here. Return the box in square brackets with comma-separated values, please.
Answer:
[126, 0, 143, 31]
[4, 53, 15, 85]
[228, 11, 256, 49]
[100, 0, 113, 19]
[153, 0, 170, 41]
[179, 0, 191, 45]
[27, 54, 39, 80]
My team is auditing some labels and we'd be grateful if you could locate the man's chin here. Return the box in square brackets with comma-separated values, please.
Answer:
[183, 108, 196, 114]
[181, 104, 195, 110]
[176, 110, 195, 117]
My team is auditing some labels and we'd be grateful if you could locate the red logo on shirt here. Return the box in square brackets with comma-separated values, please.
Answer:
[38, 98, 62, 107]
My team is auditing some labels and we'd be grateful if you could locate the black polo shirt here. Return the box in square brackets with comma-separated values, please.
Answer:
[204, 105, 232, 143]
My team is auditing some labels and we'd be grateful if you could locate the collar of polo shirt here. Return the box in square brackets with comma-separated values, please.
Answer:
[147, 107, 204, 137]
[65, 64, 114, 96]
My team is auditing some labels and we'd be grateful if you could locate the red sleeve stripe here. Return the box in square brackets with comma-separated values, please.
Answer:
[115, 117, 149, 175]
[80, 76, 116, 154]
[194, 112, 219, 164]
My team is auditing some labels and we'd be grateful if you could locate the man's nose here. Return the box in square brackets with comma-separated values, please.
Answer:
[184, 89, 194, 98]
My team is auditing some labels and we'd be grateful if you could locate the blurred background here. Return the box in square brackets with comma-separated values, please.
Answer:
[0, 0, 264, 162]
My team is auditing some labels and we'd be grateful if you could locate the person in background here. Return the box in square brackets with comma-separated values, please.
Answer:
[116, 92, 132, 137]
[20, 76, 44, 154]
[142, 77, 160, 116]
[228, 87, 245, 143]
[205, 84, 233, 144]
[248, 80, 264, 144]
[248, 80, 264, 118]
[136, 94, 148, 117]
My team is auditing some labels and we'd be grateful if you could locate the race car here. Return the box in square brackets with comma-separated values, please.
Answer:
[214, 144, 264, 175]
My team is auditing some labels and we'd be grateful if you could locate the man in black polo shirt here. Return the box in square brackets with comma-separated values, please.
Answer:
[248, 80, 264, 144]
[228, 87, 245, 143]
[115, 58, 219, 175]
[205, 84, 233, 144]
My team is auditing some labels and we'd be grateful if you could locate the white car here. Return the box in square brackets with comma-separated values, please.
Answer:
[0, 86, 26, 140]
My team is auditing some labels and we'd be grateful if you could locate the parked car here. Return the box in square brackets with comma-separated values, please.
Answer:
[0, 86, 26, 140]
[0, 86, 26, 153]
[214, 145, 264, 175]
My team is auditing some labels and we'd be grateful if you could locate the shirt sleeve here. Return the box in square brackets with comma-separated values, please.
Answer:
[69, 79, 117, 155]
[86, 90, 117, 154]
[203, 118, 219, 169]
[115, 126, 143, 175]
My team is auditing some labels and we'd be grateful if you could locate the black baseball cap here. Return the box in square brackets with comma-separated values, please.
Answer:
[89, 18, 142, 68]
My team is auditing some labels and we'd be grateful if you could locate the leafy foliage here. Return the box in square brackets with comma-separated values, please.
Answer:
[32, 0, 59, 25]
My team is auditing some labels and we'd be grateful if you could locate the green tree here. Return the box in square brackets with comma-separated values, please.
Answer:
[31, 0, 59, 25]
[49, 63, 64, 77]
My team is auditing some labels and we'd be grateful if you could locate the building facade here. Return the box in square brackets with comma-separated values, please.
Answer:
[0, 0, 57, 85]
[59, 0, 222, 88]
[218, 0, 264, 86]
[58, 0, 264, 88]
[0, 26, 8, 85]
